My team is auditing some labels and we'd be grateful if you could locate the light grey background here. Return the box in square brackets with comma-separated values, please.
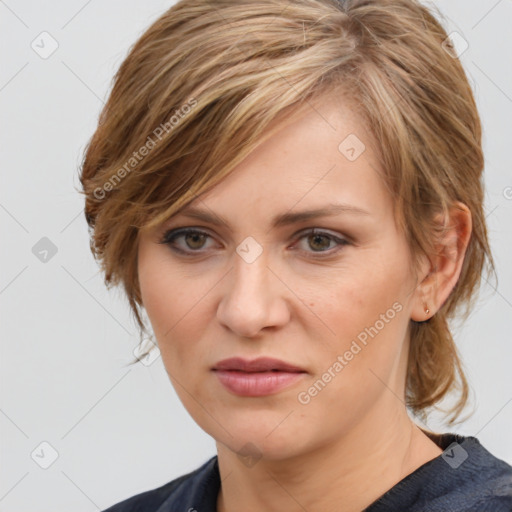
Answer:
[1, 1, 511, 510]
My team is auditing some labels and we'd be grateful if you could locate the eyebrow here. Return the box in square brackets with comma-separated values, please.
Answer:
[174, 203, 371, 229]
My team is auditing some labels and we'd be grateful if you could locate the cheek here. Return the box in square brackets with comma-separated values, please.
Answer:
[305, 252, 411, 386]
[138, 250, 187, 352]
[138, 262, 216, 432]
[313, 263, 404, 337]
[294, 271, 409, 428]
[139, 246, 189, 327]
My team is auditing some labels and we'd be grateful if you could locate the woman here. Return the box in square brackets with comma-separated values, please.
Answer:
[79, 0, 512, 510]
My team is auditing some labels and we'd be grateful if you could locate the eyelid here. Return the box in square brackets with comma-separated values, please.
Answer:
[293, 226, 348, 240]
[291, 228, 350, 255]
[159, 224, 351, 240]
[158, 227, 220, 250]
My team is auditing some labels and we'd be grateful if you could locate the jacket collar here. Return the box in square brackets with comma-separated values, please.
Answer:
[155, 455, 219, 512]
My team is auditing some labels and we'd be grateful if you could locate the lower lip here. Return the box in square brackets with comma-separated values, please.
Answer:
[214, 370, 306, 396]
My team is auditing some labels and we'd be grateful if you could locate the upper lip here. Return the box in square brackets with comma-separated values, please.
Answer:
[212, 357, 306, 373]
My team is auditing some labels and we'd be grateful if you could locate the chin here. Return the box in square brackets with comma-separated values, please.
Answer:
[211, 413, 313, 462]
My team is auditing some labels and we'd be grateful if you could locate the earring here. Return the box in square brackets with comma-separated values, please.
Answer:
[424, 302, 430, 315]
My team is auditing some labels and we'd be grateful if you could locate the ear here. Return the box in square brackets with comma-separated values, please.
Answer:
[410, 201, 472, 322]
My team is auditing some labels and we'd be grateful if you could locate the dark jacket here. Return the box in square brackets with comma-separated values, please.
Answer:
[102, 432, 512, 511]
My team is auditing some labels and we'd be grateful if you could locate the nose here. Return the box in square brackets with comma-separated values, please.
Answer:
[216, 249, 290, 338]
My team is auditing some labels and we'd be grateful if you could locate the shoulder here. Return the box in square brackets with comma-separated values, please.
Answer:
[366, 433, 512, 512]
[441, 434, 512, 511]
[101, 455, 219, 512]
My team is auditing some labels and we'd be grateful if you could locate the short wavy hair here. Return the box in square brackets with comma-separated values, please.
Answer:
[79, 0, 497, 425]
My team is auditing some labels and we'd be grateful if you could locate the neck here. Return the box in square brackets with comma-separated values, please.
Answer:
[215, 398, 442, 512]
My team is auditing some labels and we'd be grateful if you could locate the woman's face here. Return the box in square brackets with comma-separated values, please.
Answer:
[137, 95, 425, 461]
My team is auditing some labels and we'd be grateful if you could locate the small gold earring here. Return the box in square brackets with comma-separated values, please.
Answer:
[424, 303, 430, 315]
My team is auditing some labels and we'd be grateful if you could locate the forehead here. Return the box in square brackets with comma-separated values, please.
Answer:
[182, 95, 389, 223]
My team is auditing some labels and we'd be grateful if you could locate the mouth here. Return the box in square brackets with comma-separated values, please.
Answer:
[212, 357, 307, 396]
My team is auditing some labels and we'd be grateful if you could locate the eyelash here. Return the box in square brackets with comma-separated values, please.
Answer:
[158, 227, 350, 259]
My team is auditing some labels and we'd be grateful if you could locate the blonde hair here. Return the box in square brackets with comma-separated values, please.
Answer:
[79, 0, 496, 425]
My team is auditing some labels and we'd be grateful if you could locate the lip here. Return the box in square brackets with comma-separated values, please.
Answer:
[212, 357, 307, 397]
[212, 357, 306, 373]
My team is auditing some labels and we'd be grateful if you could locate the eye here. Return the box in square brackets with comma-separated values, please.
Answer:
[293, 228, 350, 258]
[159, 227, 351, 258]
[159, 228, 217, 254]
